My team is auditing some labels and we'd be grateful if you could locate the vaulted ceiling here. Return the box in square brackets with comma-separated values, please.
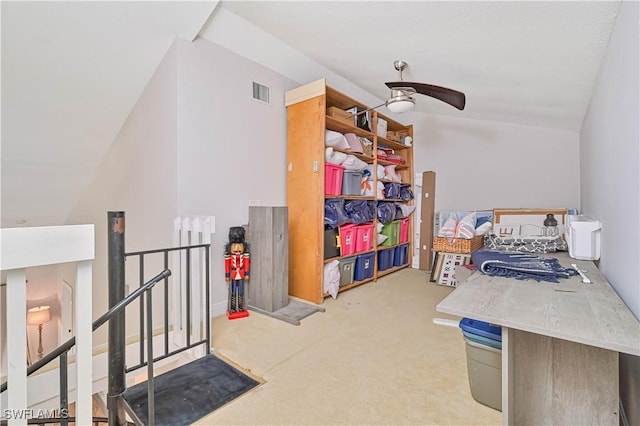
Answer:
[220, 1, 620, 131]
[1, 1, 622, 228]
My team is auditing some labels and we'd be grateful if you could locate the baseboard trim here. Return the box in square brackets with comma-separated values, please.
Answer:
[211, 300, 227, 318]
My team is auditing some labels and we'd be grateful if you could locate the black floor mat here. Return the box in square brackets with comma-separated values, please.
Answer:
[123, 354, 260, 425]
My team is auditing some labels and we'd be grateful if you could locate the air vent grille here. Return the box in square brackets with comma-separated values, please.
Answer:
[253, 82, 270, 104]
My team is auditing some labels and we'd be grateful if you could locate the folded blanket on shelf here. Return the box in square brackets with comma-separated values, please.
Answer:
[471, 250, 577, 283]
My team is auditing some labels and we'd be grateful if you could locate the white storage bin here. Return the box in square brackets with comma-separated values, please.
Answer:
[464, 336, 502, 411]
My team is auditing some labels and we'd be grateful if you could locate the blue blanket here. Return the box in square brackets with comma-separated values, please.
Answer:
[471, 249, 577, 283]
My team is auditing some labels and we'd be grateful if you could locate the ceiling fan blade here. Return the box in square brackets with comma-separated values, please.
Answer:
[385, 81, 466, 110]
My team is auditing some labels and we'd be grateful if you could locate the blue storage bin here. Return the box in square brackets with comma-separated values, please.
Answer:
[462, 330, 502, 350]
[393, 244, 409, 266]
[377, 247, 395, 271]
[459, 318, 502, 342]
[354, 252, 375, 281]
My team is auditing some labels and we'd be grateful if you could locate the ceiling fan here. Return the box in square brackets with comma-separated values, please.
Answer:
[382, 60, 466, 113]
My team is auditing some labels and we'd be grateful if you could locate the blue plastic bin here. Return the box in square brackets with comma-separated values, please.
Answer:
[377, 247, 395, 271]
[354, 252, 375, 281]
[459, 318, 502, 342]
[393, 244, 409, 266]
[462, 330, 502, 350]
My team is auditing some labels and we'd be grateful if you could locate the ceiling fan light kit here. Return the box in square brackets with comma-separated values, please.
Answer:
[384, 60, 466, 112]
[348, 60, 465, 118]
[386, 89, 416, 113]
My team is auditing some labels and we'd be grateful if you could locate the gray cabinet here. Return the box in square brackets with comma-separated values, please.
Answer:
[247, 206, 288, 312]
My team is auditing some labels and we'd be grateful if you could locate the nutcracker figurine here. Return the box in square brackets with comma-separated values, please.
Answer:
[224, 226, 250, 319]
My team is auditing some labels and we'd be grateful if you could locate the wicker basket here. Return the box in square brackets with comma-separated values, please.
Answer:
[433, 235, 484, 254]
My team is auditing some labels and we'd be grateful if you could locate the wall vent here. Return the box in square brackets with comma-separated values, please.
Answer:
[253, 82, 270, 104]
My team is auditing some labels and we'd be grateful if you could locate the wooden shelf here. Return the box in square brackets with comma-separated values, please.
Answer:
[329, 147, 374, 163]
[323, 248, 376, 264]
[323, 276, 376, 298]
[286, 79, 414, 304]
[325, 116, 374, 139]
[324, 195, 376, 200]
[377, 263, 411, 278]
[378, 137, 410, 151]
[377, 159, 409, 169]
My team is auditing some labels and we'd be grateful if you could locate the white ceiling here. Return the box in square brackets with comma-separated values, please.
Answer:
[220, 0, 621, 130]
[1, 1, 216, 227]
[1, 1, 621, 228]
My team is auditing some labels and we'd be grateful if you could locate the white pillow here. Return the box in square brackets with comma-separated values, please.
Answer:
[474, 221, 492, 236]
[363, 180, 384, 199]
[365, 164, 385, 179]
[384, 165, 402, 182]
[399, 204, 416, 217]
[323, 260, 340, 299]
[325, 130, 349, 149]
[342, 155, 368, 171]
[325, 147, 347, 165]
[455, 212, 477, 239]
[438, 217, 457, 238]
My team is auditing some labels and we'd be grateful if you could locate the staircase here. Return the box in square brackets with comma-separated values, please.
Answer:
[122, 355, 259, 426]
[1, 212, 222, 426]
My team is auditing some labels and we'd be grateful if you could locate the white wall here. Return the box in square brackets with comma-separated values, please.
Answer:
[200, 7, 386, 109]
[63, 6, 585, 332]
[579, 1, 639, 423]
[0, 266, 60, 375]
[23, 267, 60, 363]
[580, 0, 639, 318]
[65, 35, 301, 335]
[411, 113, 580, 212]
[66, 42, 179, 344]
[175, 37, 298, 313]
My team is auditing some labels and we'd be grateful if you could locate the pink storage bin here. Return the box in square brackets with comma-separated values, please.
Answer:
[339, 224, 357, 256]
[325, 163, 344, 195]
[399, 217, 410, 243]
[355, 223, 375, 252]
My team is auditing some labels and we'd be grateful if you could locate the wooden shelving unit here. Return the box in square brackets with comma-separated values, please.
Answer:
[285, 79, 414, 304]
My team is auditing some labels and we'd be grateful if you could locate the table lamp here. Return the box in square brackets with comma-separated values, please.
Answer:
[27, 305, 51, 359]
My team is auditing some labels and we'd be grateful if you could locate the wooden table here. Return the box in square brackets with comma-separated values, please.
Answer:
[436, 252, 640, 425]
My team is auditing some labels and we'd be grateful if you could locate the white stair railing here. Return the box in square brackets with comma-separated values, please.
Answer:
[1, 225, 94, 426]
[172, 216, 215, 351]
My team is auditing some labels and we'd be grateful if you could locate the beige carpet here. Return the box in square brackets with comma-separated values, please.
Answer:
[195, 268, 501, 425]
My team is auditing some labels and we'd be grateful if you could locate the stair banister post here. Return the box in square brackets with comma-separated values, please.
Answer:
[5, 269, 27, 426]
[107, 211, 127, 425]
